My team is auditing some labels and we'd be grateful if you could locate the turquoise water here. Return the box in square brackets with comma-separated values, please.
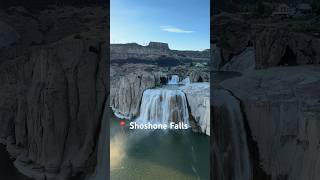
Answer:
[110, 116, 210, 180]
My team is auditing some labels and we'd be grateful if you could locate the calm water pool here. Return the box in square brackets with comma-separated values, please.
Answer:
[110, 116, 210, 180]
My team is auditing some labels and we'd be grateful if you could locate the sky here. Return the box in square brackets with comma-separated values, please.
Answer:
[111, 0, 210, 50]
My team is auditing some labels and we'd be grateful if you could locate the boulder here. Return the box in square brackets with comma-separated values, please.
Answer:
[221, 47, 255, 73]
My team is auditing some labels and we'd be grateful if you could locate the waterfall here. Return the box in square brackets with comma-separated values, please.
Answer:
[213, 90, 251, 180]
[135, 88, 189, 127]
[168, 75, 179, 85]
[181, 76, 190, 85]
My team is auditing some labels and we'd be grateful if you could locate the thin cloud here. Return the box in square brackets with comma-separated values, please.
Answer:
[161, 26, 194, 33]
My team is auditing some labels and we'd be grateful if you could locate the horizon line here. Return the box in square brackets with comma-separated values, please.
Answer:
[110, 42, 210, 51]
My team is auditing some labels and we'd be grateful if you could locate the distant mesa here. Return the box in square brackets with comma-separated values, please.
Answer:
[110, 41, 210, 62]
[147, 42, 170, 50]
[112, 42, 170, 50]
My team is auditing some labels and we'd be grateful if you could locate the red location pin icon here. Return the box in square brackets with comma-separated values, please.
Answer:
[119, 120, 126, 127]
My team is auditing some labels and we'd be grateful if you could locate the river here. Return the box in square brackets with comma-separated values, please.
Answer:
[110, 115, 210, 180]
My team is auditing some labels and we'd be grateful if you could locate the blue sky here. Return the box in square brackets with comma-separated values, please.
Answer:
[111, 0, 210, 50]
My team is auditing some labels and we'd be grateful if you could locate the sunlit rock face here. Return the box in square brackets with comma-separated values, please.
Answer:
[180, 83, 210, 135]
[110, 71, 156, 119]
[135, 88, 189, 126]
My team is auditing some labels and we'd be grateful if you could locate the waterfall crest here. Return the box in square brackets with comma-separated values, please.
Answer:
[135, 88, 189, 126]
[168, 75, 179, 85]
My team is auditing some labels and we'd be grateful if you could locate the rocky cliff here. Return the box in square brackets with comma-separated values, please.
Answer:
[110, 40, 210, 134]
[110, 71, 156, 119]
[110, 67, 210, 135]
[0, 6, 107, 179]
[213, 66, 320, 180]
[255, 28, 320, 68]
[212, 7, 320, 179]
[212, 13, 320, 73]
[180, 83, 210, 135]
[111, 42, 210, 62]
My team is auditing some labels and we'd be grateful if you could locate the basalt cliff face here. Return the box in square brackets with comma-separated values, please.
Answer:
[212, 10, 320, 180]
[214, 66, 320, 180]
[0, 6, 107, 179]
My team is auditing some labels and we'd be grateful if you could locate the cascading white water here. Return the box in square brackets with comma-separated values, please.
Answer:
[181, 76, 190, 85]
[168, 75, 179, 85]
[135, 88, 189, 127]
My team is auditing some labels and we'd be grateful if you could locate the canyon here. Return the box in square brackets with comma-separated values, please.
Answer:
[212, 12, 320, 180]
[110, 42, 210, 136]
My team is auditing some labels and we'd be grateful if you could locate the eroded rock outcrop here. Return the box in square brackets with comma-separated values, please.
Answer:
[180, 83, 210, 135]
[110, 71, 156, 119]
[211, 13, 253, 66]
[11, 36, 106, 180]
[221, 47, 255, 73]
[255, 29, 320, 68]
[219, 66, 320, 180]
[0, 6, 107, 180]
[212, 13, 320, 72]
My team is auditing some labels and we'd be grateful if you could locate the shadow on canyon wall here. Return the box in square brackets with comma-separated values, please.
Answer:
[212, 0, 320, 180]
[0, 1, 109, 180]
